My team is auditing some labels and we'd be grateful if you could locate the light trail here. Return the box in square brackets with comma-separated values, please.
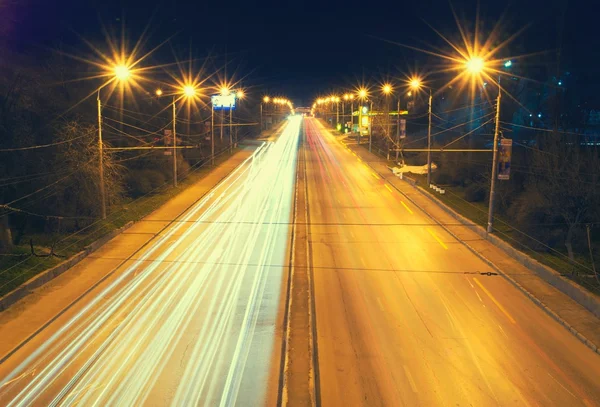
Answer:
[0, 116, 303, 406]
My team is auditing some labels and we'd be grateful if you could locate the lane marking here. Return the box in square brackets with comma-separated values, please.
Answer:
[473, 277, 516, 324]
[547, 372, 577, 400]
[498, 324, 508, 339]
[371, 172, 379, 180]
[403, 365, 418, 393]
[385, 184, 393, 193]
[376, 297, 385, 312]
[475, 291, 485, 305]
[426, 227, 447, 249]
[401, 201, 414, 215]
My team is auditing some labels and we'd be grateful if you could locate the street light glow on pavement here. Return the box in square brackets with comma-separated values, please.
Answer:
[0, 116, 303, 406]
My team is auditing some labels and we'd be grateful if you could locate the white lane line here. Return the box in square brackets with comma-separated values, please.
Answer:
[475, 290, 485, 306]
[403, 365, 418, 393]
[498, 324, 508, 339]
[360, 257, 366, 266]
[376, 297, 385, 312]
[547, 372, 578, 400]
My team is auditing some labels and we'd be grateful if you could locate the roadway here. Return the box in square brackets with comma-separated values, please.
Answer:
[303, 117, 600, 406]
[0, 116, 302, 406]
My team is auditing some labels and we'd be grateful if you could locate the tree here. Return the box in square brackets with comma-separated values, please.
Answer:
[524, 133, 600, 261]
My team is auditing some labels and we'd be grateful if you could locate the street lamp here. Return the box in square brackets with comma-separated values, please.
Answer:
[170, 83, 199, 187]
[96, 63, 133, 219]
[261, 96, 270, 131]
[409, 77, 433, 186]
[466, 57, 485, 75]
[381, 84, 393, 158]
[113, 65, 131, 82]
[357, 88, 369, 145]
[155, 88, 163, 97]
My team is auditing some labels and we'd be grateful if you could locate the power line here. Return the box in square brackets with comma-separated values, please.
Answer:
[0, 131, 93, 152]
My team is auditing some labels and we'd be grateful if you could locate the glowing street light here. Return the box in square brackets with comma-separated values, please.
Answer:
[466, 56, 485, 75]
[113, 64, 131, 82]
[382, 83, 393, 95]
[220, 86, 230, 96]
[358, 88, 368, 100]
[237, 89, 245, 99]
[155, 88, 163, 97]
[263, 96, 270, 103]
[183, 85, 197, 98]
[410, 78, 421, 90]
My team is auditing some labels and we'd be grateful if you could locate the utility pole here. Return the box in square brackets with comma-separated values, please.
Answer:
[220, 109, 224, 143]
[97, 91, 106, 219]
[211, 106, 215, 166]
[427, 89, 433, 186]
[260, 103, 263, 132]
[368, 101, 373, 153]
[229, 107, 233, 154]
[172, 97, 178, 187]
[487, 83, 502, 234]
[336, 100, 339, 128]
[386, 95, 391, 160]
[395, 98, 400, 162]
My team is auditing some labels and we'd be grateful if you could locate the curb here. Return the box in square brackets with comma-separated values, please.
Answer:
[353, 147, 600, 355]
[0, 221, 134, 312]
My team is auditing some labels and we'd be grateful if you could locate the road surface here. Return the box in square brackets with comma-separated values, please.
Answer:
[0, 117, 302, 406]
[303, 117, 600, 406]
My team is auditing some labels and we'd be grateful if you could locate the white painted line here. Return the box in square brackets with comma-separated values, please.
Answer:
[376, 297, 385, 312]
[403, 365, 418, 393]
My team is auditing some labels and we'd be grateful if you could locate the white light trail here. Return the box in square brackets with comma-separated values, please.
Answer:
[0, 116, 303, 406]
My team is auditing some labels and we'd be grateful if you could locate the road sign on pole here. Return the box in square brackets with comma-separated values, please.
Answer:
[498, 138, 512, 180]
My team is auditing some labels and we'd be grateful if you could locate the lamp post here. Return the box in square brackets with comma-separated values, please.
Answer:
[97, 90, 106, 219]
[486, 59, 512, 234]
[395, 96, 401, 162]
[261, 96, 269, 131]
[234, 90, 245, 149]
[96, 64, 131, 219]
[409, 78, 433, 185]
[358, 88, 368, 145]
[382, 84, 393, 159]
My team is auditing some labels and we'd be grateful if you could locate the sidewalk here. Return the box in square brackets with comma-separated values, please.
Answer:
[344, 137, 600, 352]
[0, 147, 256, 359]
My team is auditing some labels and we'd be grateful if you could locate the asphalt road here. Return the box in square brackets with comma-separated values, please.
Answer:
[0, 117, 302, 406]
[303, 117, 600, 407]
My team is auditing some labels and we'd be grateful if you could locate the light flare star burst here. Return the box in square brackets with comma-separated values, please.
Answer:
[0, 117, 303, 406]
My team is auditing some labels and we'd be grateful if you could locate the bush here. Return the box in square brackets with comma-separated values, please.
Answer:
[434, 172, 453, 185]
[464, 184, 485, 202]
[126, 169, 166, 197]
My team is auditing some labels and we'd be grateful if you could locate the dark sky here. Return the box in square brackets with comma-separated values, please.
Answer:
[3, 0, 599, 106]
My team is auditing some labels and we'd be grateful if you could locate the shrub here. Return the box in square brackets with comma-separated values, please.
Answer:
[464, 184, 485, 202]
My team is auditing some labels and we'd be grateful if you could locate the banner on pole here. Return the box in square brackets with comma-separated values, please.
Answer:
[498, 138, 512, 180]
[399, 119, 406, 139]
[164, 129, 172, 146]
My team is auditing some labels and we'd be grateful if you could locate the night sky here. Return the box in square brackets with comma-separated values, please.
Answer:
[3, 0, 599, 106]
